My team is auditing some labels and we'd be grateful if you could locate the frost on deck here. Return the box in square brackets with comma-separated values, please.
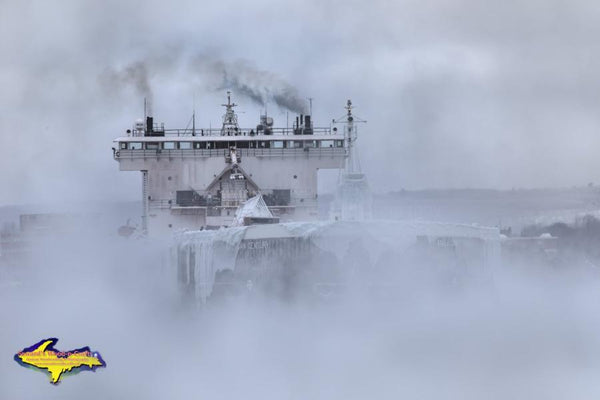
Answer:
[330, 173, 372, 221]
[233, 195, 274, 226]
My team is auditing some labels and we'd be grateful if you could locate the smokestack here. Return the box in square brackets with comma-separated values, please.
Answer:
[144, 97, 153, 119]
[304, 115, 313, 135]
[296, 116, 299, 129]
[146, 116, 153, 136]
[300, 114, 304, 126]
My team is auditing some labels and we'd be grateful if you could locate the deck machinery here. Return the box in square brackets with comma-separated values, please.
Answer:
[112, 94, 500, 303]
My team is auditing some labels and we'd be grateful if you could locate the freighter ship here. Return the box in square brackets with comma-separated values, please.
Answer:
[112, 94, 500, 303]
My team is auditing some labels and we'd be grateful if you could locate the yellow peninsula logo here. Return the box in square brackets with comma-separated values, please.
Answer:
[14, 338, 106, 384]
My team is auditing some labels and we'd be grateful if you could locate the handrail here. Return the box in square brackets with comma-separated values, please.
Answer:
[114, 147, 348, 160]
[128, 127, 332, 137]
[150, 198, 318, 210]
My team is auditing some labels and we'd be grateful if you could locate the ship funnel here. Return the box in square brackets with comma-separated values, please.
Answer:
[144, 97, 153, 120]
[146, 116, 153, 136]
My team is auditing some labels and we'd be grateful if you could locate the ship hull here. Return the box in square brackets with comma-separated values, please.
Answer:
[173, 220, 501, 304]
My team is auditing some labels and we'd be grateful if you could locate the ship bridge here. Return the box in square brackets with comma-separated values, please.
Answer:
[112, 93, 349, 235]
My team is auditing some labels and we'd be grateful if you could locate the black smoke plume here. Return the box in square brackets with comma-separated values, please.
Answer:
[99, 55, 308, 115]
[99, 62, 153, 115]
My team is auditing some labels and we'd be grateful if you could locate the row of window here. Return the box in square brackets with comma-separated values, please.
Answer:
[119, 140, 345, 151]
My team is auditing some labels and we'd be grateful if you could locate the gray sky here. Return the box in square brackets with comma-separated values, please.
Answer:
[2, 0, 600, 205]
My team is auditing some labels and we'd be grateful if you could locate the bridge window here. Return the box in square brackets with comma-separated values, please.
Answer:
[321, 140, 334, 148]
[304, 140, 318, 148]
[145, 142, 159, 150]
[130, 142, 142, 150]
[163, 142, 176, 150]
[271, 141, 284, 149]
[258, 141, 270, 148]
[263, 189, 291, 206]
[335, 140, 344, 148]
[120, 142, 128, 150]
[179, 142, 192, 149]
[289, 141, 302, 148]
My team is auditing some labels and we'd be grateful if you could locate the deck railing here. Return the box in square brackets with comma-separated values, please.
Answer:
[149, 198, 318, 210]
[115, 147, 347, 160]
[129, 127, 333, 137]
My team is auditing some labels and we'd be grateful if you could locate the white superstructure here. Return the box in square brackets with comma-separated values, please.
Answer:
[113, 93, 348, 236]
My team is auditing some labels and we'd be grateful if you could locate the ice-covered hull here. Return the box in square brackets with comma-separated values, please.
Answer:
[173, 220, 500, 304]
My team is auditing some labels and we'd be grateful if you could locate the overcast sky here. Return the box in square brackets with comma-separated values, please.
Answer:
[2, 0, 600, 205]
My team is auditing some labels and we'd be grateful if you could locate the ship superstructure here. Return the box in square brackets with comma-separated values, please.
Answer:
[113, 93, 347, 235]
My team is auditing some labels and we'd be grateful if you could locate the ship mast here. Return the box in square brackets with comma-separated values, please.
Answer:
[332, 99, 370, 221]
[221, 91, 239, 136]
[334, 99, 365, 174]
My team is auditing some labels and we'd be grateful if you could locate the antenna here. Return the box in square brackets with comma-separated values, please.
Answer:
[192, 94, 196, 136]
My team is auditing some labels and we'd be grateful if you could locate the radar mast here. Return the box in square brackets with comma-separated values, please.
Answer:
[331, 99, 371, 221]
[221, 91, 240, 136]
[334, 99, 365, 175]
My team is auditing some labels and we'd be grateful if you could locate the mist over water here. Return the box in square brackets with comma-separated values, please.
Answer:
[4, 0, 600, 397]
[3, 220, 600, 399]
